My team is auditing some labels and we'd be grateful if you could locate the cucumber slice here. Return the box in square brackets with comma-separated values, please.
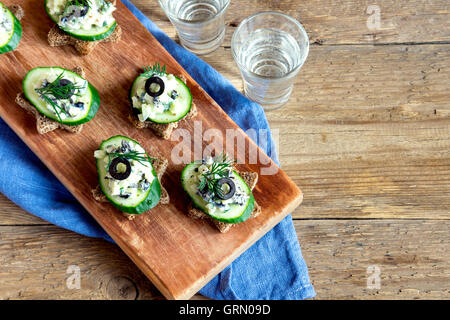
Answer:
[130, 74, 192, 124]
[0, 3, 22, 54]
[96, 135, 161, 215]
[44, 0, 117, 42]
[23, 67, 100, 126]
[181, 162, 255, 224]
[60, 21, 117, 42]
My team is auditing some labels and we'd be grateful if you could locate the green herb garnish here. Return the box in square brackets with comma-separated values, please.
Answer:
[107, 150, 154, 168]
[142, 62, 167, 78]
[198, 152, 236, 198]
[35, 72, 85, 122]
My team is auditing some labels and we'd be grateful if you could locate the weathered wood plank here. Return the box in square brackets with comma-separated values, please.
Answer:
[2, 43, 450, 222]
[285, 157, 450, 219]
[203, 44, 450, 123]
[134, 0, 450, 45]
[0, 0, 448, 301]
[0, 225, 163, 299]
[1, 39, 448, 223]
[297, 219, 450, 299]
[199, 44, 450, 219]
[0, 0, 303, 300]
[0, 194, 49, 225]
[0, 220, 448, 299]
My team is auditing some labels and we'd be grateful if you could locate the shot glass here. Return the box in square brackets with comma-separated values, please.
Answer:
[231, 12, 309, 110]
[158, 0, 230, 55]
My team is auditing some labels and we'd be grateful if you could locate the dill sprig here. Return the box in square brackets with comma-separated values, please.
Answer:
[107, 150, 154, 168]
[142, 62, 167, 78]
[198, 152, 236, 197]
[34, 72, 85, 122]
[35, 72, 84, 100]
[38, 95, 68, 123]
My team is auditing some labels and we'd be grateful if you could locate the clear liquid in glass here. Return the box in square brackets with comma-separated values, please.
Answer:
[175, 0, 222, 22]
[237, 28, 304, 108]
[161, 0, 229, 54]
[239, 28, 301, 78]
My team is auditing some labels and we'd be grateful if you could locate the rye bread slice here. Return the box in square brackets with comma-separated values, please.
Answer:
[187, 171, 261, 233]
[129, 75, 198, 140]
[47, 0, 121, 55]
[92, 156, 170, 220]
[15, 66, 85, 134]
[9, 5, 24, 20]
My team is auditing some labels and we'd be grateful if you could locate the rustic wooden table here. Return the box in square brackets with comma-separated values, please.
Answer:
[0, 0, 449, 300]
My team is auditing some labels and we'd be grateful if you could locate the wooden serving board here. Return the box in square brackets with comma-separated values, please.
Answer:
[0, 0, 303, 299]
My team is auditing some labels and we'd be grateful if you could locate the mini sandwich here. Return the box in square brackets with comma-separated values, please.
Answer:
[0, 3, 23, 54]
[45, 0, 121, 55]
[92, 135, 169, 220]
[181, 153, 261, 233]
[16, 66, 100, 134]
[129, 62, 197, 140]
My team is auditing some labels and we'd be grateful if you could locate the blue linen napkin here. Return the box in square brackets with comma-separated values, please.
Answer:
[0, 0, 315, 300]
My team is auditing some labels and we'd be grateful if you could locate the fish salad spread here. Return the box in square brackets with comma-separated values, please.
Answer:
[132, 73, 183, 122]
[181, 154, 255, 224]
[130, 63, 192, 124]
[0, 4, 13, 41]
[95, 135, 162, 214]
[194, 157, 249, 215]
[48, 0, 115, 31]
[37, 70, 88, 120]
[22, 67, 100, 125]
[45, 0, 117, 41]
[95, 139, 155, 199]
[0, 2, 22, 54]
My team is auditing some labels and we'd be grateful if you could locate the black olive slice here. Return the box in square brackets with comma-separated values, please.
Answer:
[73, 102, 84, 109]
[68, 0, 89, 17]
[109, 157, 132, 181]
[56, 79, 75, 99]
[145, 76, 165, 98]
[216, 177, 236, 200]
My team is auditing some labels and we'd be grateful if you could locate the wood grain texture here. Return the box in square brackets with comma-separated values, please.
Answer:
[0, 0, 449, 300]
[220, 44, 450, 123]
[0, 0, 302, 299]
[135, 0, 450, 45]
[0, 220, 448, 299]
[200, 45, 450, 219]
[297, 219, 450, 299]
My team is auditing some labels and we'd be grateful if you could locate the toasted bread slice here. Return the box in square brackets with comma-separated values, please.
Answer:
[15, 66, 85, 134]
[48, 23, 122, 56]
[47, 0, 121, 55]
[129, 75, 198, 140]
[92, 156, 170, 220]
[187, 170, 261, 233]
[9, 5, 24, 20]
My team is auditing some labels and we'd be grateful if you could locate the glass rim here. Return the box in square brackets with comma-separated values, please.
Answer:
[231, 11, 310, 80]
[158, 0, 231, 24]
